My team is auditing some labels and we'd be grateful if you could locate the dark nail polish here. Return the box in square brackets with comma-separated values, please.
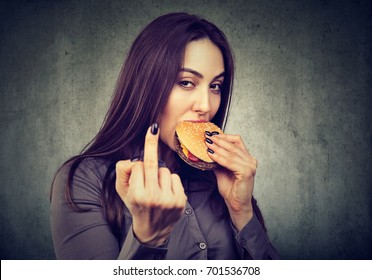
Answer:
[207, 148, 214, 154]
[211, 131, 219, 135]
[151, 123, 159, 135]
[205, 131, 212, 137]
[205, 138, 213, 144]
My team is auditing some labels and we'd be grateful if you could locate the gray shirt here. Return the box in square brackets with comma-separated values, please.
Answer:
[50, 158, 279, 259]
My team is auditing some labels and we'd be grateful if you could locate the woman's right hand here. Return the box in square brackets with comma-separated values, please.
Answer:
[115, 124, 187, 247]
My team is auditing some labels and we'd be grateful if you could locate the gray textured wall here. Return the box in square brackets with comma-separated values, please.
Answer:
[0, 0, 371, 259]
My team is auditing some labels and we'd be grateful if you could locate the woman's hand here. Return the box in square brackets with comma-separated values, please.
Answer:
[115, 124, 187, 247]
[205, 132, 258, 231]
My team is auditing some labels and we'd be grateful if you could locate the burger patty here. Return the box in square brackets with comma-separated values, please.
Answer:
[174, 134, 217, 170]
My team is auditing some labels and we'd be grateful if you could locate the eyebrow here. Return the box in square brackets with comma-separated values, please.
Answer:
[180, 68, 225, 80]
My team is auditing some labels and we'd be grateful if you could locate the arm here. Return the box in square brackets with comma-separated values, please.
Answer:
[118, 226, 168, 259]
[232, 213, 280, 259]
[115, 124, 187, 248]
[205, 132, 279, 259]
[50, 159, 169, 259]
[50, 160, 120, 259]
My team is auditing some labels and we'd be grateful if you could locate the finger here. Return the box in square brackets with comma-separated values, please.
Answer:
[144, 123, 159, 189]
[115, 160, 135, 198]
[217, 134, 258, 167]
[206, 139, 257, 175]
[158, 167, 172, 194]
[125, 162, 147, 205]
[207, 144, 248, 172]
[129, 161, 145, 190]
[209, 133, 249, 155]
[213, 134, 258, 167]
[206, 135, 247, 162]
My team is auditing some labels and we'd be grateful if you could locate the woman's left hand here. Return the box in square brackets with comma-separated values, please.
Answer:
[205, 132, 258, 231]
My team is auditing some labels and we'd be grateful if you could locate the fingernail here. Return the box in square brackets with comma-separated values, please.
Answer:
[205, 131, 212, 137]
[207, 148, 214, 154]
[205, 138, 213, 144]
[131, 156, 143, 162]
[211, 131, 219, 135]
[151, 123, 159, 135]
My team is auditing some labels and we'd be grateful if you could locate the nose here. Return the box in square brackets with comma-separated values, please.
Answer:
[192, 89, 211, 116]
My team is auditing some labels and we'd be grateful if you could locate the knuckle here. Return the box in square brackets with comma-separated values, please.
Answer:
[171, 173, 179, 179]
[159, 167, 171, 177]
[132, 161, 144, 169]
[229, 134, 241, 142]
[145, 159, 158, 169]
[250, 167, 257, 176]
[171, 173, 181, 183]
[244, 167, 256, 179]
[115, 160, 127, 170]
[145, 134, 158, 145]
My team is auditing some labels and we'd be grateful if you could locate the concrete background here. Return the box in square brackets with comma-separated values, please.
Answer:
[0, 0, 371, 259]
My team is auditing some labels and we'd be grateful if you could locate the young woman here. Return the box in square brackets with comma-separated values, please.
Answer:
[50, 12, 279, 260]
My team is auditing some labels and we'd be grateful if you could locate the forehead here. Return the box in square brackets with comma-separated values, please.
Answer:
[182, 39, 224, 75]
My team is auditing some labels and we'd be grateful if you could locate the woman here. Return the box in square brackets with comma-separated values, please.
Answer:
[50, 12, 279, 259]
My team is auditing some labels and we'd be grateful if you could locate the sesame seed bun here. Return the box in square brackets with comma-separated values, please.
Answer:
[174, 121, 223, 170]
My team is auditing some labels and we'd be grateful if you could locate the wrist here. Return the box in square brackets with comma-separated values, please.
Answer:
[228, 205, 254, 231]
[132, 224, 171, 247]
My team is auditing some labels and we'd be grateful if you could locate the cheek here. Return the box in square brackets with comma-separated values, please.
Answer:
[159, 113, 171, 142]
[210, 94, 222, 118]
[159, 125, 177, 151]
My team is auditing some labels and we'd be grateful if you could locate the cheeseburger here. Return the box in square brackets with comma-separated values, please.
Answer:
[174, 121, 223, 170]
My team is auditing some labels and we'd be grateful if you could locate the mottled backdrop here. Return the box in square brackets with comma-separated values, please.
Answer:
[0, 0, 371, 259]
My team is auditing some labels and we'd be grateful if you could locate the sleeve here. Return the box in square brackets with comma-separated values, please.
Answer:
[50, 160, 169, 260]
[118, 227, 168, 260]
[232, 213, 280, 260]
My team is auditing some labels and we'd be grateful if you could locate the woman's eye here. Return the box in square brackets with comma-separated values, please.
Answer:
[210, 83, 222, 93]
[179, 81, 194, 88]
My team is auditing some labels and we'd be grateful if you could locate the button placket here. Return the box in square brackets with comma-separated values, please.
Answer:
[239, 239, 247, 246]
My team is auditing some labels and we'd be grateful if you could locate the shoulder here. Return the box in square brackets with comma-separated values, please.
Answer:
[75, 157, 112, 183]
[55, 157, 110, 183]
[51, 157, 112, 202]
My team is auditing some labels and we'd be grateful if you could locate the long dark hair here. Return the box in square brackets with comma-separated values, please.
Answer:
[52, 13, 265, 238]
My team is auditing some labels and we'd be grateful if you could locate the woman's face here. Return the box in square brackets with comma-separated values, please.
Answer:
[159, 39, 224, 151]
